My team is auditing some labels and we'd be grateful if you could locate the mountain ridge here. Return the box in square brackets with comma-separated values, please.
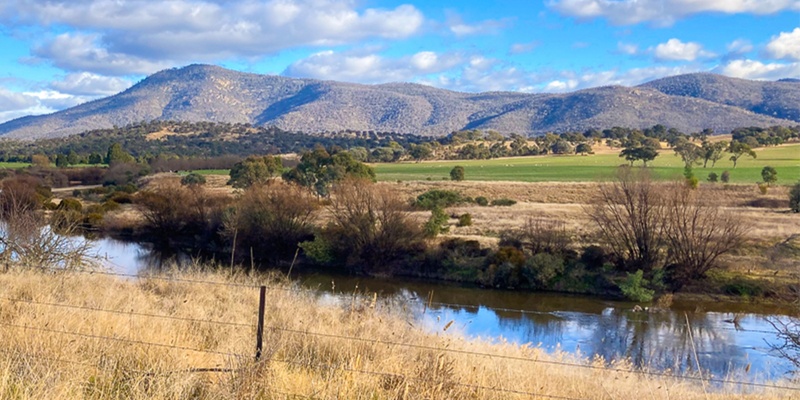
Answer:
[0, 65, 797, 139]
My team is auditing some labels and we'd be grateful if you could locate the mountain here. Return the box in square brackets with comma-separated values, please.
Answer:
[640, 73, 800, 122]
[0, 65, 797, 139]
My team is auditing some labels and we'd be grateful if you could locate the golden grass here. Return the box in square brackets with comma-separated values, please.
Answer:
[0, 267, 796, 399]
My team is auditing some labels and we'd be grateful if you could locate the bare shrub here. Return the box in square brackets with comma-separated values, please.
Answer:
[585, 167, 665, 272]
[662, 183, 748, 286]
[320, 178, 424, 274]
[224, 182, 318, 261]
[136, 183, 229, 240]
[519, 217, 572, 255]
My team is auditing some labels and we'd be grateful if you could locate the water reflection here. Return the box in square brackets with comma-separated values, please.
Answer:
[89, 237, 794, 381]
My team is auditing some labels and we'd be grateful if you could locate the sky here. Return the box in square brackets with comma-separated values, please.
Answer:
[0, 0, 798, 123]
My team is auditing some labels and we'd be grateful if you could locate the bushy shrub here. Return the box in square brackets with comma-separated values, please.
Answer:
[450, 166, 465, 181]
[721, 170, 730, 183]
[424, 207, 450, 237]
[457, 213, 473, 227]
[474, 196, 489, 206]
[491, 198, 516, 206]
[707, 172, 718, 183]
[521, 253, 565, 288]
[618, 270, 655, 302]
[790, 181, 800, 213]
[415, 190, 464, 210]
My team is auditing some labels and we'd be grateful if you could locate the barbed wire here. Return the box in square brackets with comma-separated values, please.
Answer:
[0, 296, 254, 329]
[0, 321, 248, 359]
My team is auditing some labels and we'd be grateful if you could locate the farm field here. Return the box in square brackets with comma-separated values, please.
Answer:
[372, 144, 800, 184]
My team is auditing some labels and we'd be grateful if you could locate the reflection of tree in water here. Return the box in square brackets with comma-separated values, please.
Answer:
[587, 309, 742, 376]
[136, 244, 196, 271]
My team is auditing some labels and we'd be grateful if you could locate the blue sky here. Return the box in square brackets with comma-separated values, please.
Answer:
[0, 0, 798, 123]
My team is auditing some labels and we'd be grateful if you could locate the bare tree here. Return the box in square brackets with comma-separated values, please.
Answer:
[586, 167, 665, 272]
[516, 217, 573, 255]
[662, 183, 748, 286]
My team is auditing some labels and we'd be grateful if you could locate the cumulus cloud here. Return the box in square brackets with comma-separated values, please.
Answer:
[653, 38, 714, 61]
[0, 87, 38, 111]
[0, 87, 78, 123]
[49, 72, 132, 96]
[6, 0, 425, 75]
[765, 28, 800, 61]
[714, 59, 800, 80]
[283, 50, 463, 84]
[548, 0, 800, 26]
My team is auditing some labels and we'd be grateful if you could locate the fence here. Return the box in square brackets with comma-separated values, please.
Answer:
[0, 265, 799, 399]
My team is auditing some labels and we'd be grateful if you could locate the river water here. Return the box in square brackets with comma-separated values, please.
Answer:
[89, 237, 798, 382]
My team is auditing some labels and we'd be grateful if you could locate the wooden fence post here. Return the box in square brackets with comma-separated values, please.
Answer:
[256, 286, 266, 361]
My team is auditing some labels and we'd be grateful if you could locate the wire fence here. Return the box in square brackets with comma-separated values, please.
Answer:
[1, 265, 798, 399]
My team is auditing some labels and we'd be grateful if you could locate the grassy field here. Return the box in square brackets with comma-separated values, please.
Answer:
[0, 267, 794, 399]
[373, 144, 800, 184]
[0, 162, 30, 169]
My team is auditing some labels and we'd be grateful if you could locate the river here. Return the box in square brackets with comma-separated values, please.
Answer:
[89, 237, 798, 383]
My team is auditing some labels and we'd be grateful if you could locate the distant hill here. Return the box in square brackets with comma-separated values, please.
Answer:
[0, 65, 797, 139]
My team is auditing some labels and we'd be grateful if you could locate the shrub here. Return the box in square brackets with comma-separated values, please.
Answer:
[457, 213, 473, 227]
[721, 170, 730, 183]
[790, 181, 800, 213]
[415, 190, 463, 210]
[474, 196, 489, 206]
[491, 198, 516, 206]
[57, 198, 82, 212]
[521, 253, 565, 288]
[761, 166, 777, 186]
[618, 270, 655, 302]
[181, 173, 207, 186]
[450, 166, 465, 181]
[580, 245, 607, 270]
[424, 207, 450, 237]
[707, 172, 718, 182]
[757, 183, 769, 195]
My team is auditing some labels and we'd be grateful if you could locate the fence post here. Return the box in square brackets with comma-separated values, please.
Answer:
[255, 285, 266, 361]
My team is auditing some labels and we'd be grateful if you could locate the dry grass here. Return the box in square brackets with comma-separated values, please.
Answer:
[0, 267, 795, 399]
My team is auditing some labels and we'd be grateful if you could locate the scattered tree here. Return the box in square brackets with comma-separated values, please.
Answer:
[228, 155, 282, 188]
[761, 166, 778, 186]
[728, 141, 756, 168]
[105, 143, 135, 165]
[790, 181, 800, 213]
[620, 146, 659, 167]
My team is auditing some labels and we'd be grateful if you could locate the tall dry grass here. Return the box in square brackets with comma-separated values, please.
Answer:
[0, 266, 796, 399]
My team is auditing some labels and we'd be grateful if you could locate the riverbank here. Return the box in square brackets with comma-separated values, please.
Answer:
[1, 267, 797, 399]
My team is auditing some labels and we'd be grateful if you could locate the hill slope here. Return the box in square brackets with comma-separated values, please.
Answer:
[0, 65, 796, 139]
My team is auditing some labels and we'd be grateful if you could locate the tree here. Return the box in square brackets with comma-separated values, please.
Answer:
[619, 146, 659, 167]
[673, 141, 703, 168]
[721, 170, 730, 183]
[662, 183, 748, 287]
[55, 154, 69, 168]
[67, 151, 80, 165]
[550, 139, 574, 154]
[408, 143, 433, 162]
[790, 181, 800, 213]
[586, 167, 665, 272]
[701, 140, 727, 168]
[88, 153, 103, 165]
[283, 146, 375, 197]
[31, 154, 50, 167]
[105, 143, 135, 165]
[576, 143, 593, 155]
[761, 166, 778, 186]
[450, 166, 465, 181]
[728, 141, 756, 168]
[228, 155, 282, 188]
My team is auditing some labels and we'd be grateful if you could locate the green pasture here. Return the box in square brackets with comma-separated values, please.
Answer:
[373, 144, 800, 184]
[0, 162, 31, 169]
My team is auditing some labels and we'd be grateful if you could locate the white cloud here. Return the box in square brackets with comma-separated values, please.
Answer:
[544, 80, 579, 91]
[0, 87, 85, 123]
[283, 50, 462, 84]
[445, 11, 510, 37]
[509, 41, 540, 55]
[32, 33, 173, 75]
[726, 39, 754, 54]
[5, 0, 425, 75]
[617, 42, 639, 55]
[653, 38, 714, 61]
[765, 28, 800, 61]
[49, 72, 132, 96]
[548, 0, 800, 26]
[0, 87, 38, 111]
[714, 59, 800, 80]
